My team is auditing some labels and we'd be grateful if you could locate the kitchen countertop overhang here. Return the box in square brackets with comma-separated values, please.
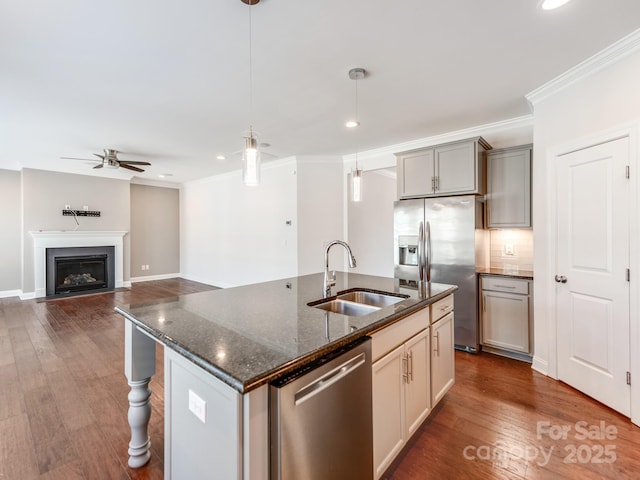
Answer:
[476, 267, 533, 279]
[115, 272, 456, 393]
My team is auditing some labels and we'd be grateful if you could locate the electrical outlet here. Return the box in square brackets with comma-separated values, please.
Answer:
[83, 205, 89, 211]
[504, 243, 515, 256]
[141, 265, 145, 271]
[188, 389, 206, 423]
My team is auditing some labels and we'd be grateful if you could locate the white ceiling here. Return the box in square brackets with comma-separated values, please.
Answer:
[2, 0, 640, 185]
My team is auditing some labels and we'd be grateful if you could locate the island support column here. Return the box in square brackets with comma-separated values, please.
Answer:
[124, 320, 157, 468]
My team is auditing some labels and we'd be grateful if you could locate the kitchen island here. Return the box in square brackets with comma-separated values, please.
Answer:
[116, 272, 456, 479]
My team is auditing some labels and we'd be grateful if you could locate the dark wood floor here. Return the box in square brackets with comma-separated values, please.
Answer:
[1, 279, 639, 479]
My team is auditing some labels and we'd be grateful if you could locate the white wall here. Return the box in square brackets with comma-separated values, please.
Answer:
[180, 156, 349, 287]
[296, 157, 344, 275]
[180, 160, 299, 288]
[530, 47, 640, 380]
[347, 169, 396, 277]
[0, 170, 22, 294]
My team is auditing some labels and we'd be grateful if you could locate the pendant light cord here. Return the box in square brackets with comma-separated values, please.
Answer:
[248, 4, 253, 131]
[354, 75, 359, 170]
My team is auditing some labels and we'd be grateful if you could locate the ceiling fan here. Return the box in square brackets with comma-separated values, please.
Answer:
[61, 149, 151, 172]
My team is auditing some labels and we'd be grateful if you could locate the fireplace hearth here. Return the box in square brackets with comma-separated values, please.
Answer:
[46, 246, 115, 297]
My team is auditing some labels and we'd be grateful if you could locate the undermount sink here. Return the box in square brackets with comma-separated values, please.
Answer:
[313, 299, 381, 316]
[309, 289, 409, 317]
[336, 291, 407, 308]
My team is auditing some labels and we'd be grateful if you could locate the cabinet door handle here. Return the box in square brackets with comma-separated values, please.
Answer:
[434, 332, 440, 355]
[408, 351, 413, 382]
[483, 295, 486, 312]
[431, 176, 435, 192]
[402, 353, 409, 384]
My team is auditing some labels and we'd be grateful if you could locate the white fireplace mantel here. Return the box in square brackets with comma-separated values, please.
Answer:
[31, 230, 127, 298]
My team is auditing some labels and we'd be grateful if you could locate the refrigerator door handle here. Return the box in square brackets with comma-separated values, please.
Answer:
[418, 221, 425, 282]
[425, 220, 432, 282]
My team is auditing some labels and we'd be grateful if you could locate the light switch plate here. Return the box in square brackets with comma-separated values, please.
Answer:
[188, 389, 206, 423]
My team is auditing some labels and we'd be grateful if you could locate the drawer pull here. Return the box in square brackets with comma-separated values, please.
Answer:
[494, 284, 516, 289]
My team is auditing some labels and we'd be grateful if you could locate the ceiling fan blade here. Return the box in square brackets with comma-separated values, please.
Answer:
[94, 153, 106, 160]
[93, 164, 104, 169]
[118, 161, 151, 166]
[119, 164, 145, 173]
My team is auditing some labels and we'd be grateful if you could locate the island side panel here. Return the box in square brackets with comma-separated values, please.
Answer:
[124, 320, 156, 468]
[243, 385, 269, 480]
[164, 348, 243, 480]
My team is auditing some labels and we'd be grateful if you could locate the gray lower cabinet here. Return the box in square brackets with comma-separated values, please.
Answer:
[430, 294, 455, 406]
[480, 275, 532, 359]
[396, 137, 491, 199]
[486, 144, 532, 228]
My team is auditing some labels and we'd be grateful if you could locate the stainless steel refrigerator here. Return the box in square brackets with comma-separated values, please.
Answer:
[394, 195, 488, 352]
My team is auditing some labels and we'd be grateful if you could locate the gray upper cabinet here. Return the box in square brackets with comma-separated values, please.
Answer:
[396, 137, 491, 199]
[486, 144, 532, 228]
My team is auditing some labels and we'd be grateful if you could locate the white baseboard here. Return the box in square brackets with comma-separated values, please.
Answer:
[0, 289, 23, 299]
[130, 273, 180, 283]
[531, 356, 549, 376]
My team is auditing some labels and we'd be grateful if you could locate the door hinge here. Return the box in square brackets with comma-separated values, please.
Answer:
[627, 371, 631, 386]
[626, 268, 630, 282]
[626, 165, 630, 179]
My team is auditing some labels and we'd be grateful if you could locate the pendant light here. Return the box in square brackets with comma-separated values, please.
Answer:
[348, 67, 366, 202]
[241, 0, 260, 186]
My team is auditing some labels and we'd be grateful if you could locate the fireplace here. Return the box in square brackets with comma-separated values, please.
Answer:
[45, 246, 116, 297]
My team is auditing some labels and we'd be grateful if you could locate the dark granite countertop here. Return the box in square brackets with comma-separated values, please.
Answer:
[476, 267, 533, 280]
[115, 272, 456, 394]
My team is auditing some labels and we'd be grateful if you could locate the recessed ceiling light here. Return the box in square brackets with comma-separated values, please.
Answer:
[345, 120, 360, 128]
[159, 173, 173, 178]
[539, 0, 572, 10]
[216, 155, 226, 160]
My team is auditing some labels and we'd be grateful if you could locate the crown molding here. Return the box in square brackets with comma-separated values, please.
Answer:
[526, 27, 640, 106]
[130, 178, 181, 189]
[342, 114, 534, 164]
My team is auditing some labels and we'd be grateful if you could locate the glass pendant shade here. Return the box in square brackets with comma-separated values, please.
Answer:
[351, 168, 363, 202]
[242, 134, 261, 186]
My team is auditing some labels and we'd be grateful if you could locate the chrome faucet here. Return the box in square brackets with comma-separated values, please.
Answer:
[323, 240, 357, 298]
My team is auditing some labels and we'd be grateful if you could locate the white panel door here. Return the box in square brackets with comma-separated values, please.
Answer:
[556, 137, 630, 416]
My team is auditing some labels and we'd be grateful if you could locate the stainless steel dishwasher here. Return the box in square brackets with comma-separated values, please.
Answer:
[270, 337, 373, 480]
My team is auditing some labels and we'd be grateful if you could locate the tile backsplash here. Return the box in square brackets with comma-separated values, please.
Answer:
[489, 229, 533, 271]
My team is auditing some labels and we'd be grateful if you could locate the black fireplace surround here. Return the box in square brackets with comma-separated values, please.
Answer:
[45, 246, 115, 297]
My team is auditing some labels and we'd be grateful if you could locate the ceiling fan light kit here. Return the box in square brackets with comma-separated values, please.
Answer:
[61, 148, 151, 173]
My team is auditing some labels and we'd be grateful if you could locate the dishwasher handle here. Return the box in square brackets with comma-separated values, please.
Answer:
[294, 352, 366, 406]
